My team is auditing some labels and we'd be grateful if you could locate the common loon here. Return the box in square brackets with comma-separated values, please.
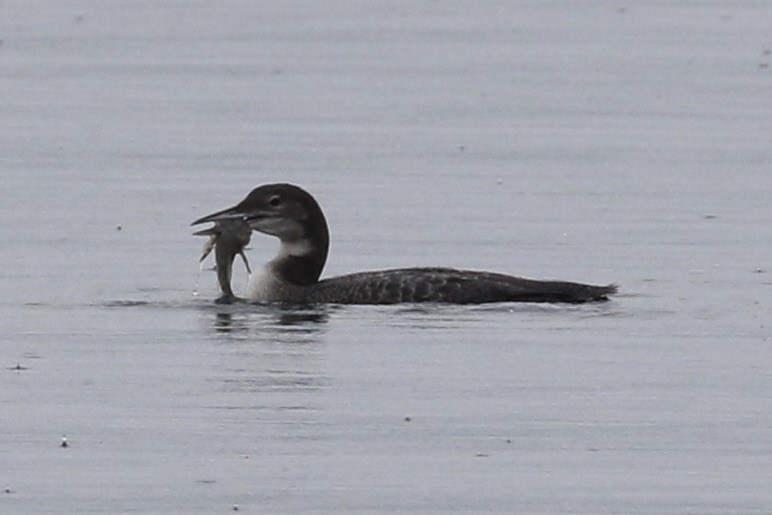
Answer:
[192, 183, 617, 304]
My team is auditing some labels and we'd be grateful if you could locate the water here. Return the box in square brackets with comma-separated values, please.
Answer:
[2, 1, 771, 513]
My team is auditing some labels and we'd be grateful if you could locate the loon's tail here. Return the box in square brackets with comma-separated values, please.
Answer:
[503, 280, 617, 303]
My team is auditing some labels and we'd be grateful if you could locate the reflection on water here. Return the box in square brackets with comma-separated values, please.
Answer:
[276, 310, 329, 326]
[206, 304, 329, 336]
[214, 312, 242, 333]
[199, 303, 331, 421]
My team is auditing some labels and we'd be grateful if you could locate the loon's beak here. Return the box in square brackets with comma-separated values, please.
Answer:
[191, 206, 245, 226]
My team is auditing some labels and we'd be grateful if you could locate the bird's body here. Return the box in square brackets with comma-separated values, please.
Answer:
[272, 267, 614, 304]
[192, 183, 617, 305]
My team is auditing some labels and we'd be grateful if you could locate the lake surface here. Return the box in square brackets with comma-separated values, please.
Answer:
[2, 1, 771, 513]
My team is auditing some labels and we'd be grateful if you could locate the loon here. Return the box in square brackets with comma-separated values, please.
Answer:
[194, 219, 252, 303]
[191, 183, 617, 304]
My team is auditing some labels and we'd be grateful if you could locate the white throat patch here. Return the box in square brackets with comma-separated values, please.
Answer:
[245, 266, 280, 301]
[278, 239, 313, 258]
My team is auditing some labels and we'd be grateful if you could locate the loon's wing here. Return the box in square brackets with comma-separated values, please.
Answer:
[307, 267, 616, 304]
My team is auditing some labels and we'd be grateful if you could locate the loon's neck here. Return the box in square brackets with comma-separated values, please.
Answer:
[269, 238, 327, 286]
[247, 239, 327, 302]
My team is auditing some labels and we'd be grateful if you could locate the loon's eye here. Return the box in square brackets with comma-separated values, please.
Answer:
[268, 195, 282, 207]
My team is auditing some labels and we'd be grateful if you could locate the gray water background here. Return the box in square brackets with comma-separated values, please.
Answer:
[2, 1, 771, 513]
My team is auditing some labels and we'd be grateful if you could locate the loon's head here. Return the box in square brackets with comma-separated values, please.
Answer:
[192, 183, 330, 286]
[193, 184, 328, 243]
[193, 218, 252, 302]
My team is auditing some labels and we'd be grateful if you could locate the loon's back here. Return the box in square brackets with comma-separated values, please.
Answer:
[305, 267, 616, 304]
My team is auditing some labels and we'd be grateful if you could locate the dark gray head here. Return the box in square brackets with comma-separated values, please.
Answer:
[192, 184, 330, 286]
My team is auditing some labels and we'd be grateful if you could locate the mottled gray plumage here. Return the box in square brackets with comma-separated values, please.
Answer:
[192, 183, 617, 305]
[307, 267, 616, 304]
